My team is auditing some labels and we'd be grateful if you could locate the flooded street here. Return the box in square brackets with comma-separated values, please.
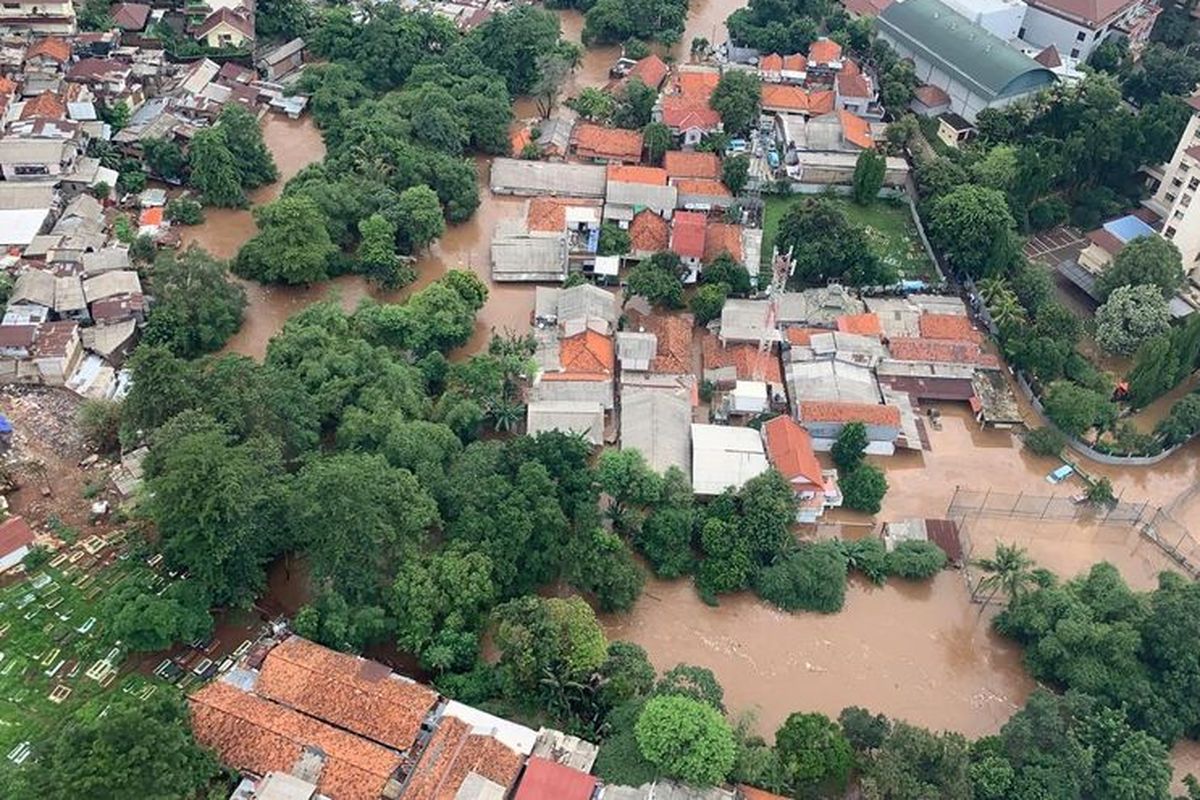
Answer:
[603, 573, 1033, 739]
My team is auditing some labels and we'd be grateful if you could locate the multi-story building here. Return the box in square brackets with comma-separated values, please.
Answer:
[0, 0, 75, 35]
[1146, 95, 1200, 284]
[1019, 0, 1159, 62]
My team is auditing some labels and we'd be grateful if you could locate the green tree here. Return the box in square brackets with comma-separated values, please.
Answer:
[710, 71, 762, 137]
[599, 222, 632, 256]
[840, 464, 888, 514]
[643, 122, 673, 165]
[614, 79, 658, 129]
[598, 448, 662, 530]
[928, 184, 1019, 278]
[218, 104, 279, 189]
[722, 154, 751, 195]
[637, 469, 696, 578]
[188, 126, 245, 207]
[1095, 284, 1170, 356]
[627, 251, 687, 308]
[860, 722, 972, 800]
[143, 137, 187, 183]
[655, 663, 725, 710]
[357, 213, 413, 289]
[775, 712, 853, 796]
[690, 283, 728, 324]
[565, 527, 645, 612]
[775, 198, 889, 287]
[164, 197, 204, 225]
[143, 246, 246, 358]
[702, 252, 752, 295]
[885, 540, 946, 580]
[755, 541, 849, 613]
[102, 572, 212, 652]
[1023, 425, 1066, 456]
[1043, 380, 1117, 437]
[838, 706, 891, 753]
[493, 595, 608, 694]
[13, 694, 217, 800]
[1127, 335, 1180, 408]
[235, 195, 336, 284]
[394, 184, 447, 253]
[831, 421, 868, 471]
[852, 149, 886, 205]
[256, 0, 311, 38]
[78, 399, 123, 454]
[635, 695, 737, 786]
[392, 547, 495, 670]
[1095, 235, 1184, 301]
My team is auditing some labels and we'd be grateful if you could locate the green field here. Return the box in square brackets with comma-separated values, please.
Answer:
[0, 537, 170, 765]
[761, 195, 938, 281]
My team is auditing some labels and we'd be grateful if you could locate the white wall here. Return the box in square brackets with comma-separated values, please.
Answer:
[1020, 6, 1107, 60]
[0, 545, 28, 572]
[1152, 112, 1200, 271]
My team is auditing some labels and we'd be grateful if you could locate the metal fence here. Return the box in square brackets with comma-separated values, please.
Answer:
[946, 487, 1155, 527]
[1141, 507, 1200, 579]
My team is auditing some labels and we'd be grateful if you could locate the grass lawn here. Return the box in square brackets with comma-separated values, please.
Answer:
[0, 541, 169, 766]
[760, 195, 938, 282]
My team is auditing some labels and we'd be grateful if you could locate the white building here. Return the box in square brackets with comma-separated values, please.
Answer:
[0, 0, 75, 34]
[1145, 95, 1200, 283]
[941, 0, 1027, 41]
[690, 424, 769, 496]
[1019, 0, 1159, 62]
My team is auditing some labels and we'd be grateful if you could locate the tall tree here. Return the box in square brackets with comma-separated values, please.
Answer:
[972, 543, 1036, 609]
[143, 245, 246, 358]
[187, 127, 245, 207]
[710, 71, 762, 137]
[1095, 235, 1184, 301]
[235, 195, 336, 284]
[928, 184, 1019, 278]
[1094, 284, 1171, 355]
[852, 149, 886, 205]
[394, 184, 446, 253]
[635, 695, 737, 786]
[218, 104, 279, 189]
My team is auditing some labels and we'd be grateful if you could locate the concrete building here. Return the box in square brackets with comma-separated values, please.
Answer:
[691, 424, 769, 496]
[620, 392, 692, 476]
[941, 0, 1027, 40]
[0, 0, 75, 34]
[1020, 0, 1159, 62]
[526, 400, 605, 445]
[878, 0, 1057, 121]
[1146, 95, 1200, 282]
[0, 516, 34, 572]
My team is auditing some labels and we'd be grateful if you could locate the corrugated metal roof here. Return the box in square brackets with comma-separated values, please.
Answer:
[621, 392, 691, 475]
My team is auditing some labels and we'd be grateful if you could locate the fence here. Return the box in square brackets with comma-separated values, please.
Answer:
[1142, 507, 1200, 579]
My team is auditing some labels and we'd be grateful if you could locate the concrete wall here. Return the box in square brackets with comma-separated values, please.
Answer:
[1020, 6, 1106, 60]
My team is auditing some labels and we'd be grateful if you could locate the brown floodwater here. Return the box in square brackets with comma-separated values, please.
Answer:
[602, 573, 1034, 739]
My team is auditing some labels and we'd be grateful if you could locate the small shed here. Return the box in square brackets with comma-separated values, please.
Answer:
[526, 400, 605, 445]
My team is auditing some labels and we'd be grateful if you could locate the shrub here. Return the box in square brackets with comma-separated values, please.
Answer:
[840, 537, 889, 584]
[78, 399, 123, 454]
[1023, 426, 1066, 457]
[885, 540, 947, 580]
[755, 541, 848, 613]
[840, 464, 888, 514]
[165, 197, 204, 225]
[22, 544, 51, 571]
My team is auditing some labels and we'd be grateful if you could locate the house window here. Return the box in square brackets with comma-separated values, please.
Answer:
[1070, 48, 1081, 58]
[1094, 29, 1103, 39]
[1166, 226, 1177, 238]
[1166, 192, 1177, 202]
[1076, 31, 1086, 41]
[2, 3, 19, 8]
[1174, 178, 1183, 188]
[1018, 26, 1026, 38]
[1189, 177, 1199, 190]
[1176, 210, 1185, 220]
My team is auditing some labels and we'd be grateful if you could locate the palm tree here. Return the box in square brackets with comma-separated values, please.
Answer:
[972, 543, 1036, 610]
[976, 276, 1007, 304]
[987, 288, 1025, 329]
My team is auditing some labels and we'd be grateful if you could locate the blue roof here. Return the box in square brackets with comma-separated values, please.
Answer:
[0, 415, 12, 434]
[1102, 215, 1155, 244]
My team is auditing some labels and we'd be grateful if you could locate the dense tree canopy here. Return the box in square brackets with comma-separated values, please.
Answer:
[775, 198, 891, 287]
[142, 246, 246, 358]
[235, 194, 337, 284]
[1095, 235, 1184, 301]
[635, 695, 737, 786]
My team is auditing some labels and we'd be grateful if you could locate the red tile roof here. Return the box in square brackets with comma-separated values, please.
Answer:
[675, 178, 731, 198]
[138, 207, 164, 227]
[631, 311, 694, 374]
[836, 71, 873, 99]
[703, 221, 743, 263]
[799, 401, 901, 427]
[0, 325, 37, 349]
[808, 38, 843, 64]
[784, 327, 827, 346]
[402, 714, 525, 800]
[112, 2, 151, 30]
[189, 681, 403, 800]
[256, 636, 439, 753]
[607, 163, 668, 185]
[670, 210, 707, 259]
[918, 313, 981, 343]
[763, 415, 824, 490]
[26, 37, 70, 63]
[1034, 44, 1062, 68]
[67, 58, 129, 82]
[629, 54, 669, 88]
[574, 123, 643, 161]
[629, 209, 670, 253]
[527, 197, 568, 232]
[843, 0, 894, 14]
[556, 329, 615, 376]
[836, 312, 882, 337]
[761, 84, 810, 112]
[913, 84, 950, 108]
[661, 96, 721, 131]
[195, 7, 254, 39]
[760, 53, 783, 71]
[808, 90, 836, 115]
[842, 59, 863, 78]
[675, 71, 720, 96]
[839, 110, 873, 149]
[702, 336, 783, 384]
[760, 53, 806, 72]
[0, 516, 34, 558]
[19, 91, 66, 120]
[510, 127, 531, 156]
[663, 150, 720, 180]
[513, 756, 598, 800]
[740, 785, 793, 800]
[887, 337, 999, 367]
[1086, 227, 1125, 255]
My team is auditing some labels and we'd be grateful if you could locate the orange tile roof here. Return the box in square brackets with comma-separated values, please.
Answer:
[784, 327, 828, 346]
[527, 197, 567, 232]
[632, 311, 694, 374]
[19, 91, 66, 120]
[809, 38, 843, 64]
[763, 415, 824, 490]
[402, 714, 525, 800]
[139, 207, 164, 227]
[629, 209, 670, 253]
[702, 336, 783, 384]
[761, 84, 810, 112]
[783, 54, 807, 71]
[799, 401, 901, 427]
[835, 312, 881, 337]
[887, 337, 999, 367]
[663, 150, 720, 180]
[661, 95, 721, 130]
[808, 90, 836, 115]
[917, 313, 982, 342]
[841, 58, 862, 78]
[740, 785, 793, 800]
[675, 178, 731, 198]
[629, 54, 669, 88]
[0, 76, 16, 97]
[256, 636, 439, 753]
[607, 163, 668, 185]
[760, 53, 783, 71]
[671, 210, 707, 259]
[675, 71, 720, 97]
[26, 36, 70, 63]
[190, 681, 403, 800]
[703, 221, 743, 263]
[511, 127, 531, 156]
[558, 329, 614, 375]
[839, 110, 873, 149]
[574, 123, 643, 161]
[837, 70, 873, 100]
[0, 516, 34, 558]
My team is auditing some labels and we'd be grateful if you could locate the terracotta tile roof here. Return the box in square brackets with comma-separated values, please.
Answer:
[784, 326, 827, 345]
[557, 329, 614, 375]
[0, 516, 34, 557]
[573, 123, 643, 161]
[740, 784, 793, 800]
[675, 71, 720, 97]
[675, 178, 731, 198]
[510, 127, 531, 156]
[844, 0, 894, 14]
[629, 209, 670, 253]
[809, 90, 836, 115]
[527, 197, 567, 232]
[1035, 44, 1062, 68]
[671, 210, 707, 259]
[1086, 227, 1125, 255]
[799, 401, 901, 427]
[663, 150, 720, 180]
[760, 53, 783, 71]
[138, 207, 164, 227]
[68, 58, 129, 82]
[661, 96, 721, 130]
[195, 7, 254, 39]
[513, 756, 598, 800]
[20, 91, 66, 120]
[402, 714, 525, 800]
[607, 163, 668, 185]
[702, 336, 783, 384]
[0, 76, 16, 97]
[836, 312, 882, 337]
[31, 321, 77, 357]
[26, 37, 70, 63]
[763, 415, 824, 489]
[836, 71, 872, 99]
[913, 84, 950, 107]
[256, 636, 439, 753]
[189, 681, 403, 800]
[761, 84, 810, 112]
[0, 325, 37, 348]
[841, 59, 862, 78]
[887, 337, 999, 367]
[112, 2, 151, 30]
[631, 311, 694, 374]
[703, 221, 743, 263]
[629, 54, 669, 88]
[782, 53, 806, 71]
[808, 38, 843, 64]
[839, 110, 873, 149]
[918, 313, 981, 343]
